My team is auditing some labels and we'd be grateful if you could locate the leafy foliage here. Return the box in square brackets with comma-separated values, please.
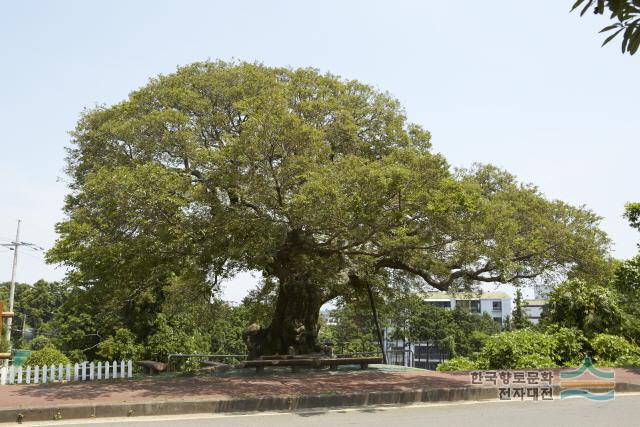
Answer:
[146, 314, 210, 363]
[0, 280, 69, 343]
[545, 325, 588, 366]
[24, 346, 70, 367]
[625, 202, 640, 234]
[29, 335, 54, 351]
[513, 354, 557, 369]
[97, 328, 144, 361]
[590, 333, 640, 363]
[436, 356, 478, 371]
[571, 0, 640, 54]
[512, 289, 532, 330]
[542, 279, 623, 337]
[47, 61, 611, 353]
[408, 305, 500, 357]
[318, 298, 379, 354]
[477, 329, 558, 369]
[613, 355, 640, 367]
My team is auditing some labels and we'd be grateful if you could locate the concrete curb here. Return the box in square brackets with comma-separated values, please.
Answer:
[2, 382, 640, 424]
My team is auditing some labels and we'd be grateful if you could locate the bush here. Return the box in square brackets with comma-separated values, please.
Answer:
[613, 355, 640, 368]
[542, 279, 623, 337]
[146, 314, 210, 370]
[546, 326, 587, 366]
[30, 335, 53, 351]
[66, 349, 86, 363]
[97, 328, 144, 361]
[477, 329, 558, 369]
[436, 357, 478, 371]
[24, 346, 70, 367]
[590, 334, 640, 363]
[514, 354, 556, 369]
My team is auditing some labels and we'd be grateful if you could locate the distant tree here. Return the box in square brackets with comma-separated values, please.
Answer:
[0, 280, 69, 343]
[503, 315, 513, 331]
[571, 0, 640, 55]
[512, 289, 532, 330]
[318, 298, 378, 354]
[391, 296, 500, 357]
[625, 202, 640, 238]
[542, 279, 623, 337]
[613, 255, 640, 297]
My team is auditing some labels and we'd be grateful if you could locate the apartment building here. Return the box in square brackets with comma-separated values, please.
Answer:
[423, 291, 513, 326]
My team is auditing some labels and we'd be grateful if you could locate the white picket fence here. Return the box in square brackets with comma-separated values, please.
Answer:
[0, 360, 133, 385]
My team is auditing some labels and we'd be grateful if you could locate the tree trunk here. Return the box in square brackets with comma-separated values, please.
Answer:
[244, 230, 327, 358]
[246, 278, 324, 358]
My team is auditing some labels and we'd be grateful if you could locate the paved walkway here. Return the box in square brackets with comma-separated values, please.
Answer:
[2, 366, 640, 410]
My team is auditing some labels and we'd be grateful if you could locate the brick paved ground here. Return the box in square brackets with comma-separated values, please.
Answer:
[1, 365, 639, 410]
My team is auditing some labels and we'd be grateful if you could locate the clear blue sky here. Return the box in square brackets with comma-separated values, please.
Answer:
[1, 1, 638, 302]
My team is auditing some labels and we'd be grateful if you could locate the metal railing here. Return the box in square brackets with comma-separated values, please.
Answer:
[385, 348, 414, 367]
[167, 353, 247, 372]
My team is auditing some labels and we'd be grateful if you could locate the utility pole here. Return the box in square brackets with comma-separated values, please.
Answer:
[3, 220, 20, 348]
[1, 220, 43, 352]
[21, 312, 27, 340]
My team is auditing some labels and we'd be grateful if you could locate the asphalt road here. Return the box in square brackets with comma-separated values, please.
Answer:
[17, 394, 640, 427]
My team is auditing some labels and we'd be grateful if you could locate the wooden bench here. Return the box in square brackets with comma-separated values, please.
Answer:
[238, 357, 322, 373]
[321, 357, 382, 371]
[136, 360, 167, 375]
[237, 356, 382, 373]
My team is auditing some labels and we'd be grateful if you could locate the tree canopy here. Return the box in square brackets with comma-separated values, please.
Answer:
[625, 202, 640, 236]
[0, 280, 69, 343]
[48, 61, 611, 356]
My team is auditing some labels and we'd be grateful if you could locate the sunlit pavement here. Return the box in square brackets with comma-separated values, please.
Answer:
[17, 393, 640, 427]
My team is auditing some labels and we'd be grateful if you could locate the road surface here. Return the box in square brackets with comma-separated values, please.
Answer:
[16, 394, 640, 427]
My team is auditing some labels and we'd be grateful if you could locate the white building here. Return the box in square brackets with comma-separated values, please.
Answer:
[423, 291, 513, 326]
[384, 291, 513, 369]
[523, 299, 547, 325]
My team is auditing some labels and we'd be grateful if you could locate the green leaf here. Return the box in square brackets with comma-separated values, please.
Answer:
[602, 28, 624, 46]
[599, 24, 621, 33]
[571, 0, 588, 13]
[628, 28, 640, 54]
[580, 0, 594, 16]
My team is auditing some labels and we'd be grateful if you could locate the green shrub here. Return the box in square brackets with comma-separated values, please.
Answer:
[97, 328, 144, 361]
[30, 335, 53, 351]
[613, 355, 640, 368]
[514, 354, 556, 369]
[436, 356, 478, 371]
[546, 326, 587, 366]
[24, 346, 70, 367]
[146, 314, 210, 370]
[66, 349, 86, 363]
[468, 331, 491, 355]
[590, 334, 640, 363]
[477, 329, 558, 369]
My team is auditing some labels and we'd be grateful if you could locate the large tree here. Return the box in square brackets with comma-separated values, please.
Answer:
[48, 61, 610, 357]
